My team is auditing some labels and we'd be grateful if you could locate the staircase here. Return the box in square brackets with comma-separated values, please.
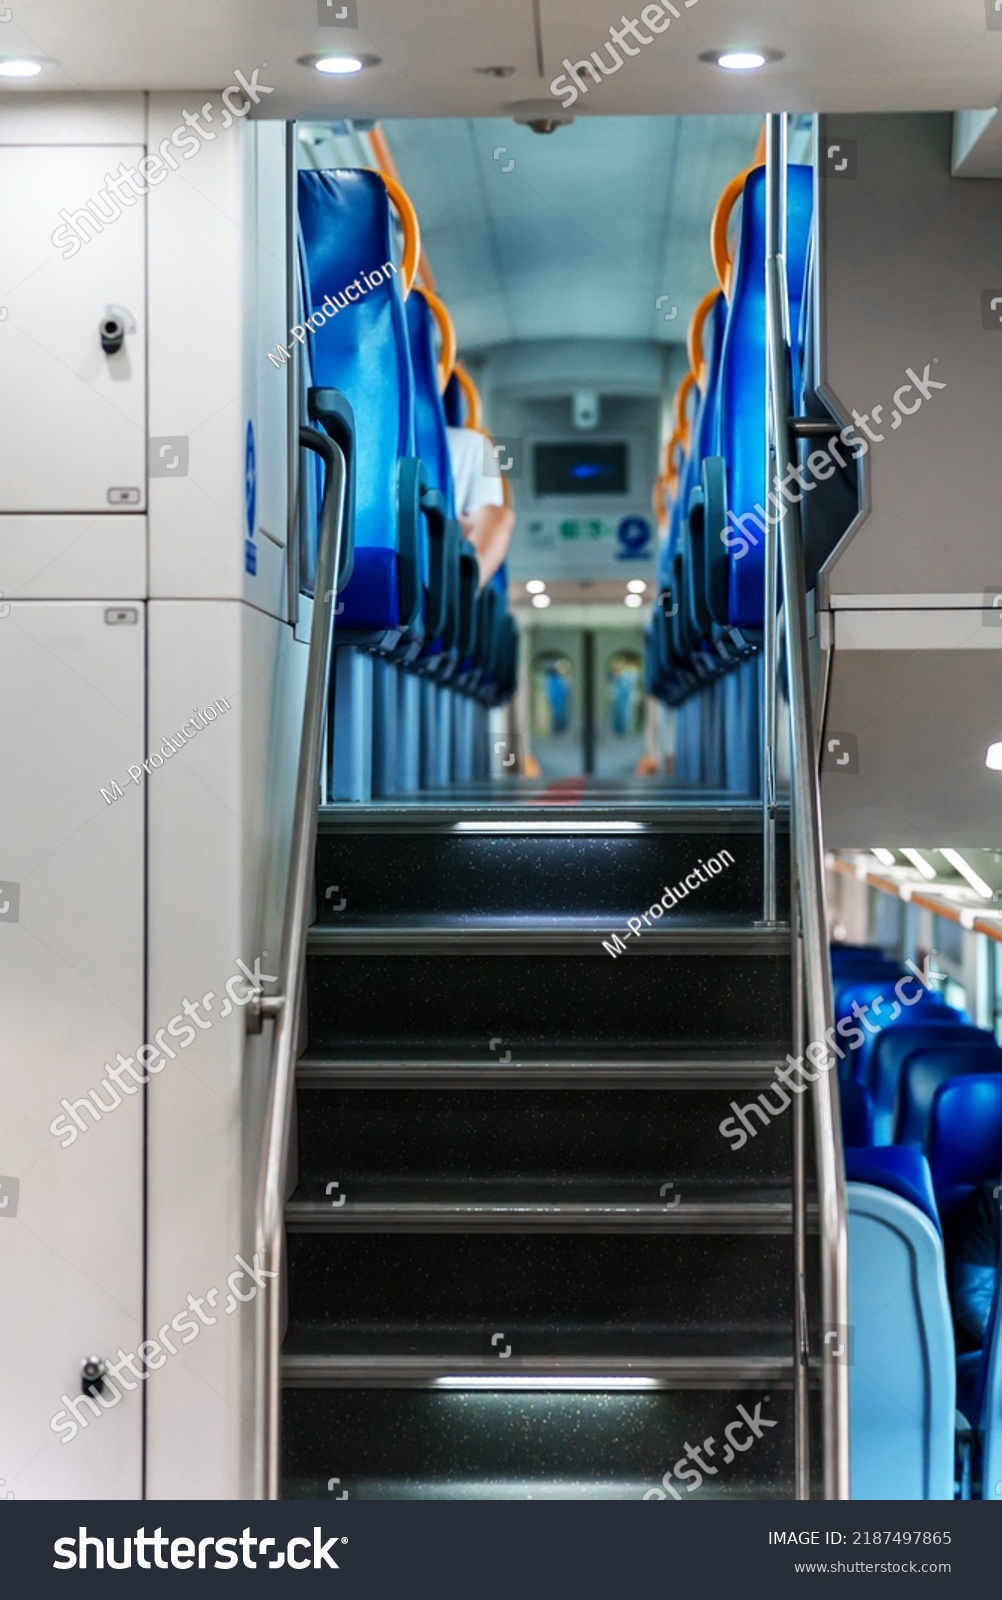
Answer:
[279, 802, 801, 1500]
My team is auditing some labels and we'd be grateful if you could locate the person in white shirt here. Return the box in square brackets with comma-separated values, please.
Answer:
[446, 425, 515, 584]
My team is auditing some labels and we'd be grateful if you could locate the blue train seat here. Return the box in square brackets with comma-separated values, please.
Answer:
[298, 167, 426, 646]
[846, 1146, 955, 1499]
[834, 976, 956, 1084]
[868, 1023, 993, 1144]
[831, 943, 895, 969]
[895, 1043, 1002, 1148]
[927, 1076, 1002, 1459]
[841, 1079, 874, 1147]
[928, 1074, 1002, 1232]
[703, 164, 814, 632]
[404, 285, 474, 676]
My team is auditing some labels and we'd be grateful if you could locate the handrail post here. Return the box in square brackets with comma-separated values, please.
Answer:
[764, 111, 849, 1500]
[759, 124, 783, 928]
[253, 428, 347, 1500]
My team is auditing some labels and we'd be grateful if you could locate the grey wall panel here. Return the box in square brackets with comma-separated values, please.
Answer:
[820, 611, 1002, 847]
[818, 113, 1002, 604]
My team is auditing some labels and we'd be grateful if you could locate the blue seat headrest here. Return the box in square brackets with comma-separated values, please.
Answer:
[405, 289, 455, 518]
[897, 1043, 1002, 1148]
[719, 163, 813, 628]
[693, 291, 728, 471]
[929, 1073, 1002, 1215]
[845, 1146, 940, 1233]
[298, 168, 415, 554]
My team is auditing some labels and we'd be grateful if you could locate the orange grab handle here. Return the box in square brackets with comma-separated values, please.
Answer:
[672, 372, 697, 445]
[455, 362, 484, 432]
[418, 287, 458, 393]
[710, 163, 762, 299]
[687, 287, 722, 389]
[376, 171, 421, 299]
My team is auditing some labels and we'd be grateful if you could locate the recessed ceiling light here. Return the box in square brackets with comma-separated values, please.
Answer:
[939, 848, 993, 900]
[700, 48, 782, 72]
[0, 59, 43, 77]
[987, 741, 1002, 770]
[901, 847, 937, 882]
[624, 594, 644, 608]
[531, 592, 552, 608]
[298, 52, 380, 74]
[316, 56, 364, 74]
[627, 579, 647, 594]
[526, 580, 547, 595]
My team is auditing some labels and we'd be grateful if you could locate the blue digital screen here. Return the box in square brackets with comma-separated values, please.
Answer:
[534, 442, 628, 496]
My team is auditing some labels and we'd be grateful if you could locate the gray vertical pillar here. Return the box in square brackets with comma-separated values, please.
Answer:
[331, 646, 373, 803]
[420, 676, 438, 790]
[397, 669, 421, 794]
[371, 657, 398, 798]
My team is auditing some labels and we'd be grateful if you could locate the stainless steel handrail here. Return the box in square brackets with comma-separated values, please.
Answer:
[252, 424, 347, 1501]
[764, 112, 850, 1499]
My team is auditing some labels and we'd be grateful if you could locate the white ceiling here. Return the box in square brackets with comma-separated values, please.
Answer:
[0, 0, 1000, 119]
[381, 113, 760, 350]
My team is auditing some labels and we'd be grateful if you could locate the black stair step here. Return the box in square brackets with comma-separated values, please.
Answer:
[315, 813, 786, 923]
[307, 917, 789, 949]
[292, 1087, 791, 1198]
[285, 1193, 791, 1233]
[281, 1347, 793, 1385]
[304, 933, 790, 1055]
[318, 802, 779, 829]
[282, 1324, 793, 1369]
[296, 1051, 786, 1088]
[280, 1387, 796, 1500]
[285, 1232, 792, 1349]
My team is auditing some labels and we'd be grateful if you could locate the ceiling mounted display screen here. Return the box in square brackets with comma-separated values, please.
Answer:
[533, 442, 628, 497]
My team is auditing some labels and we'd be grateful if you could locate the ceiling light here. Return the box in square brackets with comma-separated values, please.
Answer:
[298, 52, 379, 74]
[627, 579, 647, 594]
[316, 56, 364, 74]
[700, 48, 782, 72]
[531, 592, 552, 608]
[0, 59, 43, 77]
[871, 848, 896, 867]
[901, 847, 937, 881]
[526, 580, 547, 595]
[719, 51, 766, 70]
[938, 848, 993, 900]
[987, 742, 1002, 770]
[624, 594, 644, 608]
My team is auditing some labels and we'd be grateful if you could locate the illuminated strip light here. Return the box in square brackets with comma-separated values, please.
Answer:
[453, 822, 647, 833]
[901, 848, 937, 881]
[434, 1376, 659, 1389]
[871, 848, 896, 867]
[938, 848, 993, 901]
